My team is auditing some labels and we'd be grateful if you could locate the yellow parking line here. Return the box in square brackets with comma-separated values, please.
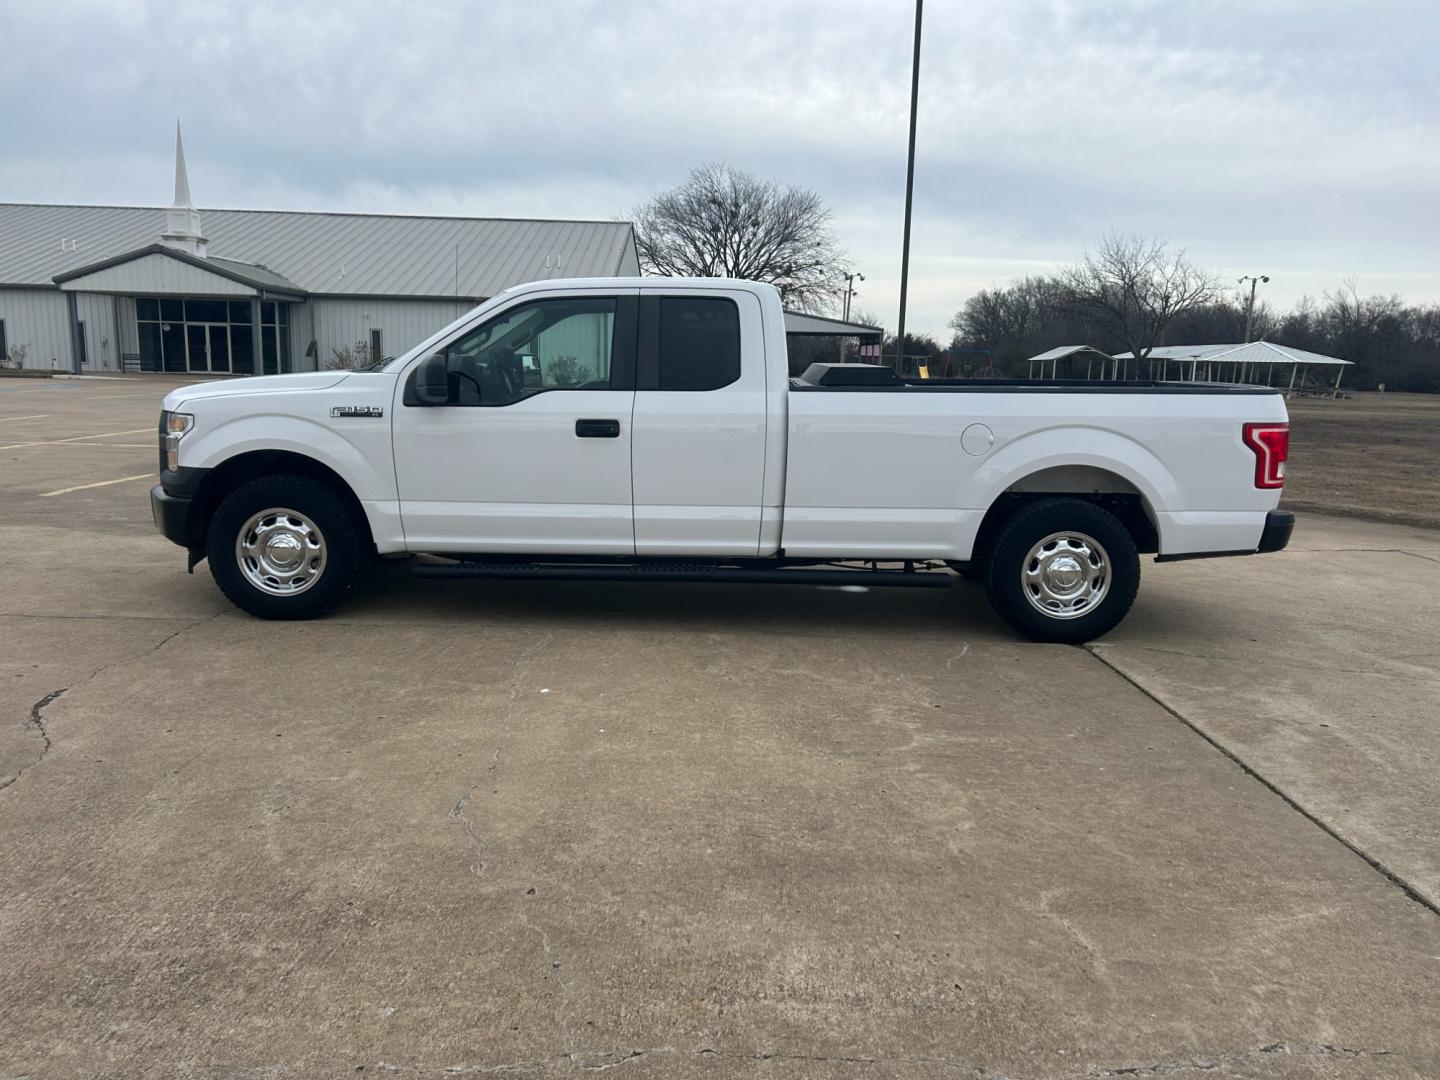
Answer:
[39, 473, 154, 497]
[0, 414, 50, 424]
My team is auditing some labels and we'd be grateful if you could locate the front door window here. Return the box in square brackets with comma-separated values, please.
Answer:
[437, 297, 617, 406]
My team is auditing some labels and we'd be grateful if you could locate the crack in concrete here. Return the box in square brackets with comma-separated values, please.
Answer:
[576, 1048, 661, 1071]
[449, 631, 554, 879]
[1084, 645, 1440, 920]
[518, 910, 576, 1068]
[1089, 1041, 1394, 1077]
[0, 613, 221, 795]
[0, 687, 66, 793]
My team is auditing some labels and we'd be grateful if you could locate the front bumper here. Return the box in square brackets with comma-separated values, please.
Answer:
[1256, 509, 1295, 553]
[150, 484, 193, 549]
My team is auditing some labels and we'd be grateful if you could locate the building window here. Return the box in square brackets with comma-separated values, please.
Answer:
[136, 296, 285, 375]
[0, 319, 7, 366]
[370, 328, 383, 367]
[260, 301, 291, 375]
[76, 321, 88, 367]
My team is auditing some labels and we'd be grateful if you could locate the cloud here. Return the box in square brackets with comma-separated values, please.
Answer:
[2, 0, 1437, 334]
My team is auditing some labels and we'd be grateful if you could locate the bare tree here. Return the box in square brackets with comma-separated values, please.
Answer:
[1059, 234, 1219, 360]
[631, 163, 845, 313]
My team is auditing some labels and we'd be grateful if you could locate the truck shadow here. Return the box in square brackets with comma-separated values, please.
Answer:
[345, 559, 1019, 643]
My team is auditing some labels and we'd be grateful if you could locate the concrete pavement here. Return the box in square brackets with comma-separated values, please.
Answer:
[1, 376, 1438, 1079]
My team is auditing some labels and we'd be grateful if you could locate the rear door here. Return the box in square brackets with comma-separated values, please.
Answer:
[630, 288, 769, 555]
[391, 289, 639, 553]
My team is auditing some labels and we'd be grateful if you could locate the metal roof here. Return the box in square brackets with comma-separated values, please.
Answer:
[1025, 344, 1116, 364]
[0, 203, 638, 299]
[1114, 341, 1352, 366]
[783, 311, 884, 337]
[53, 243, 306, 295]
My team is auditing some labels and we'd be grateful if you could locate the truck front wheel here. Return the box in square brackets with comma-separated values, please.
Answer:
[981, 498, 1140, 643]
[207, 475, 365, 619]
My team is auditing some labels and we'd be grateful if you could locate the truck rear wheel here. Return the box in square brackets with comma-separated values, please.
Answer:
[981, 497, 1139, 643]
[207, 475, 365, 620]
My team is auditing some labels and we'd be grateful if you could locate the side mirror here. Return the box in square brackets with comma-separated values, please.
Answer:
[411, 353, 451, 405]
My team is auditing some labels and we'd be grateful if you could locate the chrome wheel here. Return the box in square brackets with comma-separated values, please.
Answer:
[235, 507, 327, 596]
[1020, 530, 1111, 620]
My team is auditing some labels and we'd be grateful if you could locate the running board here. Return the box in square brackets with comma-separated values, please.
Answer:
[412, 562, 953, 588]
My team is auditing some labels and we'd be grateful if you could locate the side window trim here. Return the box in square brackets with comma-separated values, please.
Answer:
[637, 295, 660, 390]
[611, 295, 639, 390]
[403, 293, 637, 407]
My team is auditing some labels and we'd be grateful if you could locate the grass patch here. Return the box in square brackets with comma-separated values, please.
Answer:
[1284, 392, 1440, 530]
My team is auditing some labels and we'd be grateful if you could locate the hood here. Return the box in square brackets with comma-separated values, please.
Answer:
[165, 372, 351, 409]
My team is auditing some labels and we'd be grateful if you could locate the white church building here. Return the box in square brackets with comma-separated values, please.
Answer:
[0, 127, 641, 375]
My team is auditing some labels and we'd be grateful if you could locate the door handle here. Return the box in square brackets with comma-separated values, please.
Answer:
[575, 418, 621, 438]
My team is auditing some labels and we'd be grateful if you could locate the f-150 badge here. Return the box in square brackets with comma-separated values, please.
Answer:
[331, 406, 384, 418]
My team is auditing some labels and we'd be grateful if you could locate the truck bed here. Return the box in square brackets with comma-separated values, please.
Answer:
[789, 376, 1282, 396]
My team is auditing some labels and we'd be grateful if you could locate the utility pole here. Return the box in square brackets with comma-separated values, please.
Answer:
[842, 271, 864, 323]
[1239, 274, 1269, 343]
[894, 0, 923, 374]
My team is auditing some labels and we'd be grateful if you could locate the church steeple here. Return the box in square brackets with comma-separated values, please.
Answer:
[160, 121, 208, 257]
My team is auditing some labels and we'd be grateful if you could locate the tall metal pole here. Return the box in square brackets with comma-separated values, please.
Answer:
[894, 0, 923, 374]
[1239, 274, 1269, 343]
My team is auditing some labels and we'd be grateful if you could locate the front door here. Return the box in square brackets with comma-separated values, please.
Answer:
[185, 324, 231, 373]
[391, 290, 638, 554]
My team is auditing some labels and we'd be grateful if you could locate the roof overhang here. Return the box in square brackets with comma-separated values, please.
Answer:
[53, 244, 307, 300]
[783, 310, 884, 338]
[1025, 345, 1116, 364]
[1114, 341, 1352, 366]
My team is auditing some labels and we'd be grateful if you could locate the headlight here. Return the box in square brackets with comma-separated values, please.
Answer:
[162, 411, 193, 471]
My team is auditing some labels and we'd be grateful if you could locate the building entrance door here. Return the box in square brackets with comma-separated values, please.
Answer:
[185, 323, 231, 373]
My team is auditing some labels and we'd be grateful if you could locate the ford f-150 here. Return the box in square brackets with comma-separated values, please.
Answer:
[150, 277, 1293, 642]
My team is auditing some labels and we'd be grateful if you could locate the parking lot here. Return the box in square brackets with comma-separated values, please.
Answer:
[2, 375, 1439, 1079]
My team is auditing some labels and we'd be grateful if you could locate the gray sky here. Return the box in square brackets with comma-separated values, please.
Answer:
[3, 0, 1436, 337]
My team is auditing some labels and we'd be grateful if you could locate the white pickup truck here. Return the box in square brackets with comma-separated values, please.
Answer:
[151, 277, 1293, 642]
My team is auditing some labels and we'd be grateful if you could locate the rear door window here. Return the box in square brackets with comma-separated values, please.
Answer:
[657, 297, 741, 391]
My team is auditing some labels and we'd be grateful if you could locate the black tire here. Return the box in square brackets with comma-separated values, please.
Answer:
[981, 497, 1140, 643]
[207, 474, 366, 619]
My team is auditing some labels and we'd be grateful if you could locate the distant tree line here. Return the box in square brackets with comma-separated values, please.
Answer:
[949, 235, 1440, 392]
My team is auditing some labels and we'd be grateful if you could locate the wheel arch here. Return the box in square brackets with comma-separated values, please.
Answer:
[969, 464, 1162, 564]
[963, 429, 1177, 562]
[187, 450, 375, 554]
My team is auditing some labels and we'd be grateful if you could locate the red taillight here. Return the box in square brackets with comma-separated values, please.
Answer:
[1242, 422, 1289, 489]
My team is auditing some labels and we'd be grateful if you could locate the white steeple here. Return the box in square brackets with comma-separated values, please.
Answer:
[160, 121, 208, 257]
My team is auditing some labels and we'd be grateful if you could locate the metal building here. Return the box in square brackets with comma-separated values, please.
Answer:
[0, 127, 639, 375]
